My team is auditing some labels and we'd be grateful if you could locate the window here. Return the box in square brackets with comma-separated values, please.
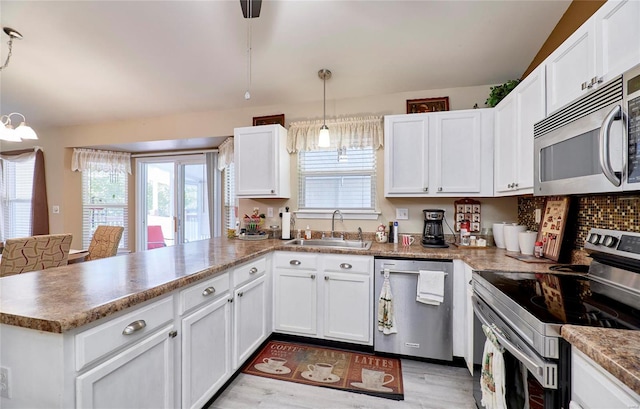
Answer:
[0, 156, 35, 240]
[224, 163, 237, 230]
[82, 169, 128, 249]
[298, 148, 376, 212]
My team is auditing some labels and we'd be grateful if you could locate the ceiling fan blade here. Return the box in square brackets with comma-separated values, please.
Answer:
[240, 0, 262, 18]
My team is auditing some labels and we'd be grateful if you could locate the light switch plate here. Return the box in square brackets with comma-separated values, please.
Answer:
[396, 208, 409, 220]
[267, 207, 274, 218]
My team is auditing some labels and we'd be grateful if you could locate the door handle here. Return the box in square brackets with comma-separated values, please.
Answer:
[598, 105, 622, 187]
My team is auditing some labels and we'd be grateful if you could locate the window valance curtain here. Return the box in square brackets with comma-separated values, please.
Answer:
[217, 137, 234, 171]
[71, 148, 131, 174]
[0, 147, 49, 237]
[287, 116, 383, 153]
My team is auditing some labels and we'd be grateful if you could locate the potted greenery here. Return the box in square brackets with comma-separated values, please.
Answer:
[485, 79, 521, 107]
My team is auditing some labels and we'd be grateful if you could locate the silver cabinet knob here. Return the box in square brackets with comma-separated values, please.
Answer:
[438, 187, 442, 192]
[238, 291, 244, 297]
[122, 319, 146, 335]
[514, 183, 519, 188]
[424, 187, 429, 192]
[324, 276, 329, 281]
[202, 286, 216, 296]
[249, 267, 258, 274]
[339, 263, 352, 269]
[310, 274, 316, 279]
[270, 189, 275, 194]
[289, 260, 301, 266]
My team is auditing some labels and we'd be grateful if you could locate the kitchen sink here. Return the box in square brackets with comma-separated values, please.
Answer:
[284, 238, 372, 250]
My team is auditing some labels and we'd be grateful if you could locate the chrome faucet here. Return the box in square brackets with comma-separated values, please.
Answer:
[357, 227, 363, 242]
[331, 209, 344, 239]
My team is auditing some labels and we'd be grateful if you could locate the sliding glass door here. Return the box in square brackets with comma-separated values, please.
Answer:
[136, 155, 211, 251]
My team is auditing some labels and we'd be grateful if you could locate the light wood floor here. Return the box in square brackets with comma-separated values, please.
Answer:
[209, 359, 477, 409]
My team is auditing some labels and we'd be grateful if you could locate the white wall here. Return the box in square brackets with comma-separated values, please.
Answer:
[2, 82, 517, 248]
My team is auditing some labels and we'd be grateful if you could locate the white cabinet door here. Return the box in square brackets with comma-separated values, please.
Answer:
[234, 124, 290, 198]
[493, 92, 518, 195]
[464, 263, 474, 375]
[273, 269, 317, 335]
[322, 272, 370, 344]
[514, 66, 545, 192]
[546, 20, 597, 114]
[384, 115, 430, 195]
[452, 260, 474, 375]
[181, 296, 231, 409]
[432, 111, 482, 194]
[233, 274, 268, 369]
[595, 0, 640, 84]
[76, 326, 175, 409]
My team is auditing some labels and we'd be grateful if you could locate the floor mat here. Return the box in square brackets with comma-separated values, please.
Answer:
[242, 340, 404, 400]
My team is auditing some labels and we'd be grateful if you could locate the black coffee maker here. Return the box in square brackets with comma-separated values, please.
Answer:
[422, 209, 448, 248]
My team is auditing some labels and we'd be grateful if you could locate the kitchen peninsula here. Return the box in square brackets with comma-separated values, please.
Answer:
[1, 237, 638, 408]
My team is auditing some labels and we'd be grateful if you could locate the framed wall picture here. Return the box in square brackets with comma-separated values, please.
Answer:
[406, 97, 449, 114]
[253, 114, 285, 127]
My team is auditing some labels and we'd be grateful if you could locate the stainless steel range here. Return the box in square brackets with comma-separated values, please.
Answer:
[472, 228, 640, 409]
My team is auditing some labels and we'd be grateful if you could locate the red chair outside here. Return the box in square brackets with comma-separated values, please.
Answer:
[147, 225, 166, 249]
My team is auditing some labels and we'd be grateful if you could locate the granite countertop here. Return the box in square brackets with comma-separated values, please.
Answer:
[0, 237, 561, 333]
[562, 325, 640, 396]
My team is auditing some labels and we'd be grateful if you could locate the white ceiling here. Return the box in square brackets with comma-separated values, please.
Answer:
[1, 0, 571, 133]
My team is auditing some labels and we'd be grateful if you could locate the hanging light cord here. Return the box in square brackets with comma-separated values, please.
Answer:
[0, 36, 15, 71]
[245, 1, 253, 100]
[322, 73, 326, 126]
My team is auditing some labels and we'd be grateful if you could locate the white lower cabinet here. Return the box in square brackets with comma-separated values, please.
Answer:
[273, 252, 373, 345]
[181, 295, 231, 409]
[233, 274, 268, 369]
[571, 348, 640, 409]
[452, 260, 474, 375]
[76, 325, 176, 409]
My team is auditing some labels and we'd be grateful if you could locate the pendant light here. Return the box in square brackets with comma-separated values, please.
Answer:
[318, 68, 332, 148]
[0, 113, 38, 142]
[0, 27, 23, 72]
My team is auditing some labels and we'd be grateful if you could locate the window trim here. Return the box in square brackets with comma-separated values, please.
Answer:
[294, 209, 381, 220]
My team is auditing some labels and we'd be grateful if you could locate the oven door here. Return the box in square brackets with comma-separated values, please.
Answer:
[534, 100, 625, 196]
[472, 295, 569, 409]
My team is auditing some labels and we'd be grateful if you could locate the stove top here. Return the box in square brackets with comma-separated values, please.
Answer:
[474, 270, 640, 330]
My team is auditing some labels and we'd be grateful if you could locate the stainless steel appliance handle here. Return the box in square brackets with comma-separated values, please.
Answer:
[472, 299, 545, 379]
[599, 105, 622, 187]
[380, 269, 448, 276]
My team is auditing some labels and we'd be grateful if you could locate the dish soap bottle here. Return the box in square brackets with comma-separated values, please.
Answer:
[305, 225, 312, 240]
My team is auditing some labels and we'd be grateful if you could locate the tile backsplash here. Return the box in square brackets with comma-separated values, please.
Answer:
[519, 193, 640, 251]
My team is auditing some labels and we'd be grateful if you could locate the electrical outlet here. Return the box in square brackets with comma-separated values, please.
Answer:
[1, 366, 11, 399]
[267, 207, 274, 218]
[534, 208, 542, 224]
[396, 208, 409, 220]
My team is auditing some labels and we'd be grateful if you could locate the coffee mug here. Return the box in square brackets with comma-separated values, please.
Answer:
[361, 368, 394, 389]
[263, 357, 287, 369]
[401, 234, 415, 247]
[307, 363, 334, 381]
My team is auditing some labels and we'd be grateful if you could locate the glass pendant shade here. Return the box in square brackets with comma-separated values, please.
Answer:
[0, 123, 21, 142]
[14, 122, 38, 140]
[318, 125, 330, 147]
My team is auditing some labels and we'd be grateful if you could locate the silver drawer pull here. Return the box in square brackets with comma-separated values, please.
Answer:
[122, 319, 146, 335]
[289, 260, 301, 266]
[339, 263, 352, 269]
[202, 286, 216, 296]
[249, 267, 258, 274]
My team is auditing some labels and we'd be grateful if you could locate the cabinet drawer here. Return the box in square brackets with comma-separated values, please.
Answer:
[179, 272, 230, 315]
[233, 256, 267, 287]
[273, 252, 318, 270]
[75, 296, 174, 371]
[322, 254, 372, 275]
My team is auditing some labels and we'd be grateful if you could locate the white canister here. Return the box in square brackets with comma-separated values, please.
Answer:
[492, 222, 507, 249]
[518, 231, 538, 255]
[504, 224, 526, 252]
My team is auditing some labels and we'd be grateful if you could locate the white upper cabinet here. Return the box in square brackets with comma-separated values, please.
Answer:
[546, 0, 640, 115]
[384, 109, 494, 197]
[234, 124, 290, 198]
[595, 0, 640, 84]
[495, 66, 546, 196]
[545, 19, 597, 115]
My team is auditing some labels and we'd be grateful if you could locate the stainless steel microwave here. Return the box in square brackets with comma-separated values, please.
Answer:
[534, 63, 640, 195]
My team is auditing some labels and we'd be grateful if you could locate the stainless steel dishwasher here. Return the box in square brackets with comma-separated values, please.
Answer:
[374, 258, 453, 361]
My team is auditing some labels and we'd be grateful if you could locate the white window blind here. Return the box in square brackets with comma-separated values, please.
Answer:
[0, 157, 35, 240]
[82, 169, 128, 249]
[223, 163, 236, 230]
[298, 148, 376, 210]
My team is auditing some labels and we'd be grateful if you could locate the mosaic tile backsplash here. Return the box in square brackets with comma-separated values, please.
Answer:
[519, 194, 640, 251]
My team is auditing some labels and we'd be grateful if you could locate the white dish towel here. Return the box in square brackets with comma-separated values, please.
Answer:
[416, 270, 445, 305]
[480, 324, 507, 409]
[377, 269, 397, 335]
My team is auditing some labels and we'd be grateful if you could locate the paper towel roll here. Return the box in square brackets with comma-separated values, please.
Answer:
[504, 224, 526, 252]
[518, 231, 538, 255]
[281, 212, 291, 240]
